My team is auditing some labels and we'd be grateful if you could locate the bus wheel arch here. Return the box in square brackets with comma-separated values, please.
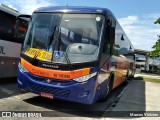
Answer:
[108, 72, 114, 93]
[99, 72, 114, 102]
[126, 69, 131, 81]
[123, 70, 130, 86]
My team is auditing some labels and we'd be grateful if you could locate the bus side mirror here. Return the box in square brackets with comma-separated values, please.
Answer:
[106, 19, 115, 45]
[109, 27, 115, 44]
[14, 14, 31, 41]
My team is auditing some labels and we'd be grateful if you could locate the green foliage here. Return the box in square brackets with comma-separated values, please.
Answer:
[135, 76, 160, 83]
[148, 18, 160, 58]
[154, 18, 160, 24]
[148, 37, 160, 58]
[113, 44, 120, 56]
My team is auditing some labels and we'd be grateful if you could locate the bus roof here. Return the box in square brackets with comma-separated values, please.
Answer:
[34, 6, 113, 15]
[0, 4, 20, 16]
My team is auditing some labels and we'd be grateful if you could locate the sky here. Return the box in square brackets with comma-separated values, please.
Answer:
[1, 0, 160, 51]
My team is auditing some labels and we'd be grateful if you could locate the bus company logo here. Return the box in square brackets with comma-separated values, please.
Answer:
[2, 112, 11, 117]
[42, 63, 59, 69]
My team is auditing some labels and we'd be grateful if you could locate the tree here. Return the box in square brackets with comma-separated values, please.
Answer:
[148, 18, 160, 58]
[154, 18, 160, 24]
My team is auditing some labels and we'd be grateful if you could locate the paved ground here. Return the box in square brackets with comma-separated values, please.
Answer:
[111, 80, 160, 111]
[135, 73, 160, 79]
[0, 76, 160, 119]
[0, 77, 125, 118]
[102, 79, 160, 119]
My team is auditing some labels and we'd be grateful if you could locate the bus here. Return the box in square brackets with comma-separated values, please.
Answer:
[125, 53, 136, 78]
[17, 6, 135, 104]
[0, 4, 28, 78]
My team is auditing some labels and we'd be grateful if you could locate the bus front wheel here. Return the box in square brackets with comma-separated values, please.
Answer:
[99, 73, 114, 102]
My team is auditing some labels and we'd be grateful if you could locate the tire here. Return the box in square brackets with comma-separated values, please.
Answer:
[124, 71, 129, 84]
[108, 74, 114, 94]
[131, 70, 135, 78]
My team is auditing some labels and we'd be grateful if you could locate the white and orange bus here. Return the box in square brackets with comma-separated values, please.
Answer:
[0, 4, 28, 78]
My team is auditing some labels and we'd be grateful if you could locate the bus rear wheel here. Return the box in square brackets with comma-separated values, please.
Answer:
[124, 70, 129, 85]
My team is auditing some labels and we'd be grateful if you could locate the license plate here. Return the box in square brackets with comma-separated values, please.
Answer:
[40, 92, 53, 99]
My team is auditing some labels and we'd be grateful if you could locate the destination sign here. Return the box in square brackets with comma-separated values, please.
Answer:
[24, 48, 52, 61]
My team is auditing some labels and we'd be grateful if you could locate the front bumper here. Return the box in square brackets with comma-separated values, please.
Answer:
[17, 69, 97, 104]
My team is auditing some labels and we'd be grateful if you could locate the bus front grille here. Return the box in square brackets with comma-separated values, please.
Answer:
[28, 81, 70, 97]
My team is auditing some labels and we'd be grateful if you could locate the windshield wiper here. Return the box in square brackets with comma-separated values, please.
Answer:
[51, 26, 73, 70]
[65, 48, 73, 70]
[33, 49, 42, 62]
[47, 25, 57, 51]
[29, 27, 55, 62]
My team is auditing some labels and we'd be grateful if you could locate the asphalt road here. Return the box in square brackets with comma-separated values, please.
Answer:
[0, 77, 126, 118]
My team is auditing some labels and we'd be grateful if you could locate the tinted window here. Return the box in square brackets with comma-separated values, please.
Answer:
[0, 11, 14, 41]
[22, 13, 105, 63]
[114, 23, 134, 55]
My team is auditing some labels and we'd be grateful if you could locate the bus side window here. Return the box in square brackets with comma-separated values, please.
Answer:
[0, 12, 13, 41]
[100, 17, 114, 68]
[14, 15, 30, 43]
[103, 40, 111, 54]
[100, 39, 111, 68]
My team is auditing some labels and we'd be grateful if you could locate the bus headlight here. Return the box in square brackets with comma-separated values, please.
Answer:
[73, 72, 97, 82]
[18, 63, 29, 73]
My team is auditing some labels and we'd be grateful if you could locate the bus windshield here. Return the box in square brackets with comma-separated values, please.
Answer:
[22, 13, 105, 63]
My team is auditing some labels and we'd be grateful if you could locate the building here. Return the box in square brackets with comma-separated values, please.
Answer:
[134, 49, 160, 74]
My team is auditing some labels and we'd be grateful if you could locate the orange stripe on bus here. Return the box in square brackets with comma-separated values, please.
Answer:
[21, 59, 90, 80]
